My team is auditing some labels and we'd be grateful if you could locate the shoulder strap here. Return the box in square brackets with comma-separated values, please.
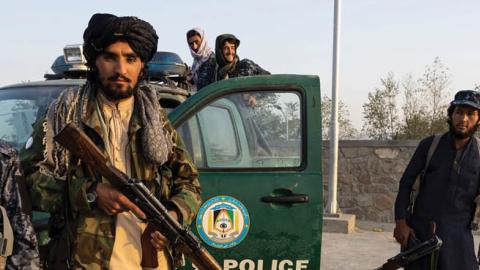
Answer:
[0, 206, 14, 257]
[470, 136, 480, 262]
[475, 137, 480, 156]
[425, 134, 442, 171]
[408, 134, 443, 215]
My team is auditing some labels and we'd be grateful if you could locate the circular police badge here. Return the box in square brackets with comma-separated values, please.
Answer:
[196, 196, 250, 249]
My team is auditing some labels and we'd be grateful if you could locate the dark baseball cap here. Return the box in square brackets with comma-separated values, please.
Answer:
[450, 90, 480, 110]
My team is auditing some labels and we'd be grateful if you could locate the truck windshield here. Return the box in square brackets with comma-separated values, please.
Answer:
[0, 86, 65, 149]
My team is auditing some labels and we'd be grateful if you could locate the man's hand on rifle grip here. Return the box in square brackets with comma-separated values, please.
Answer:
[95, 182, 146, 219]
[149, 211, 178, 250]
[393, 219, 416, 248]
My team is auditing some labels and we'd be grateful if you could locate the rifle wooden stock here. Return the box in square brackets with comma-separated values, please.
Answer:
[54, 123, 221, 270]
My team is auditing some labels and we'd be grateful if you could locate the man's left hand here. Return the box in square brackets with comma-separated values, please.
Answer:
[247, 95, 257, 107]
[149, 210, 178, 250]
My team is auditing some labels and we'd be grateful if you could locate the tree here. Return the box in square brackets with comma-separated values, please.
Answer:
[321, 96, 356, 140]
[362, 72, 399, 140]
[285, 101, 301, 140]
[363, 58, 451, 140]
[474, 83, 480, 91]
[395, 73, 430, 139]
[419, 57, 450, 134]
[253, 93, 283, 141]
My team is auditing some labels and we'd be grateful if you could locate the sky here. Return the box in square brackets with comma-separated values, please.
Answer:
[1, 0, 479, 132]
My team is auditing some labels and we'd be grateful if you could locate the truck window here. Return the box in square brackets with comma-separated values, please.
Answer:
[198, 104, 240, 164]
[177, 91, 303, 169]
[0, 86, 64, 149]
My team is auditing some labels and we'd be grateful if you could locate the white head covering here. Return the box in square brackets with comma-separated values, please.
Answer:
[187, 27, 214, 83]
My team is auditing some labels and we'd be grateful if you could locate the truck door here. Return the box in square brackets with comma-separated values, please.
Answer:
[170, 75, 323, 270]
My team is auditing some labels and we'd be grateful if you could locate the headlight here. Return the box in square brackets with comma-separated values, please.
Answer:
[63, 44, 86, 65]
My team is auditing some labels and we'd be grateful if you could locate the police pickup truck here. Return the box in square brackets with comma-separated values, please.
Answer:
[0, 45, 323, 270]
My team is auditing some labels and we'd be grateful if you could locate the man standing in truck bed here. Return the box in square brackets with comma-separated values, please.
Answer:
[196, 33, 270, 91]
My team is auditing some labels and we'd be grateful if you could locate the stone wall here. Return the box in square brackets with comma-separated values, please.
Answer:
[322, 140, 420, 223]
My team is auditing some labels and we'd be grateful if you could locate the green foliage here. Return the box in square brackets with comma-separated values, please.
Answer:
[321, 96, 356, 140]
[418, 57, 450, 135]
[254, 93, 302, 154]
[254, 94, 283, 141]
[284, 101, 301, 140]
[394, 74, 430, 139]
[362, 72, 399, 140]
[362, 58, 451, 140]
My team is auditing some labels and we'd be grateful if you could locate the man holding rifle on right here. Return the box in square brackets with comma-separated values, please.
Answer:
[394, 90, 480, 270]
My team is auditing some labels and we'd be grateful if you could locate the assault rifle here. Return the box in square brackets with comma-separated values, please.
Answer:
[54, 123, 221, 270]
[374, 234, 442, 270]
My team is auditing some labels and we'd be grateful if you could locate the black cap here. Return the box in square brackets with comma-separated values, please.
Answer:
[451, 90, 480, 110]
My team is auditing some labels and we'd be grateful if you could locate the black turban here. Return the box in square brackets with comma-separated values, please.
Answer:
[83, 13, 158, 66]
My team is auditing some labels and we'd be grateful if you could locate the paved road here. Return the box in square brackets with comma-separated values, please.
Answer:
[321, 228, 398, 270]
[321, 224, 480, 270]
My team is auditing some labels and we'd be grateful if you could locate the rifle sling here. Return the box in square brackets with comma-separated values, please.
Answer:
[409, 134, 442, 215]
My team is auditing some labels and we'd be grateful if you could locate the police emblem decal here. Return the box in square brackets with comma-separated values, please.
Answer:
[196, 196, 250, 249]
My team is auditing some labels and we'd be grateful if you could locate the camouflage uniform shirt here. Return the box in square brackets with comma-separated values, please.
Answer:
[21, 85, 202, 269]
[195, 57, 270, 90]
[0, 140, 41, 270]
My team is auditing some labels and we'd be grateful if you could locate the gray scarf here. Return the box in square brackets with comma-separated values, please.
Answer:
[216, 55, 239, 81]
[39, 81, 173, 179]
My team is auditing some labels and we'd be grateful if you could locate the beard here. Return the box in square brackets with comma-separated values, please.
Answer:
[98, 74, 137, 101]
[448, 120, 479, 139]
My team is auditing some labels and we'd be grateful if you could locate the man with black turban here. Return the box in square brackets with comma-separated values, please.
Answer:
[196, 33, 270, 91]
[21, 13, 201, 270]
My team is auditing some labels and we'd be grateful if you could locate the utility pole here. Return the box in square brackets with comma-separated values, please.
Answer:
[327, 0, 341, 214]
